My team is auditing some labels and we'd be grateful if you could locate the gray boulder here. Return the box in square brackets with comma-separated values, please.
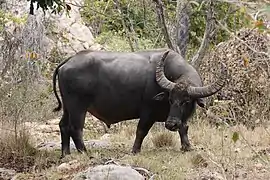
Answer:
[73, 164, 144, 180]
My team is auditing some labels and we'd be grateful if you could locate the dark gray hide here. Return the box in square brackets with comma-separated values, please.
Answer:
[52, 49, 227, 158]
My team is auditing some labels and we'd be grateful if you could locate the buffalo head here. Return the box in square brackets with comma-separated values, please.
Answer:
[154, 50, 228, 131]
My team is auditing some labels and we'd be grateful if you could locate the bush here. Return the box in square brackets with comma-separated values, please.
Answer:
[95, 31, 156, 52]
[199, 28, 270, 129]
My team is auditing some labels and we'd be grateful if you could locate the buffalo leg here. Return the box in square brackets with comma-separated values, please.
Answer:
[132, 112, 155, 154]
[178, 123, 192, 151]
[65, 95, 88, 154]
[69, 109, 87, 153]
[59, 108, 70, 158]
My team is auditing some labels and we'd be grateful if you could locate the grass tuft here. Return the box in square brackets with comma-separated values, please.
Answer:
[0, 128, 37, 172]
[151, 131, 176, 148]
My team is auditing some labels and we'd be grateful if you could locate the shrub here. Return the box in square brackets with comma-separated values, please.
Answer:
[199, 28, 270, 129]
[151, 131, 176, 148]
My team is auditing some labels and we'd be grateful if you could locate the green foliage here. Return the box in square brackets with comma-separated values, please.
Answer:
[81, 0, 163, 48]
[95, 31, 156, 51]
[0, 10, 7, 31]
[81, 1, 251, 53]
[0, 9, 27, 31]
[187, 2, 251, 53]
[81, 0, 121, 34]
[232, 131, 239, 143]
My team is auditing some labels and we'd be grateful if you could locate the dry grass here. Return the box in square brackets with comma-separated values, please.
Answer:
[151, 130, 177, 148]
[113, 120, 270, 180]
[0, 117, 269, 180]
[0, 123, 61, 176]
[0, 125, 37, 172]
[72, 119, 270, 180]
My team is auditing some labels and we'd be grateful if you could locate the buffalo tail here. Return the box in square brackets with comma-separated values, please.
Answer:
[52, 57, 72, 112]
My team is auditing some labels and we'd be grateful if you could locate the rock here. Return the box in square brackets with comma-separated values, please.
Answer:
[0, 168, 16, 180]
[84, 140, 112, 149]
[255, 163, 263, 168]
[24, 121, 38, 128]
[36, 140, 111, 151]
[57, 160, 81, 172]
[36, 124, 59, 133]
[43, 0, 101, 56]
[187, 169, 225, 180]
[200, 172, 224, 180]
[36, 141, 60, 150]
[100, 134, 112, 141]
[73, 165, 144, 180]
[46, 118, 60, 125]
[133, 167, 153, 178]
[1, 0, 104, 60]
[57, 163, 69, 171]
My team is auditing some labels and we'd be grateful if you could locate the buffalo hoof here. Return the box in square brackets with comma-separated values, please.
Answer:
[60, 151, 71, 159]
[181, 145, 193, 152]
[60, 154, 68, 159]
[131, 149, 141, 155]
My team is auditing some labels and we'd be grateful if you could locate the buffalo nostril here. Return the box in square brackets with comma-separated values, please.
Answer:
[165, 122, 179, 131]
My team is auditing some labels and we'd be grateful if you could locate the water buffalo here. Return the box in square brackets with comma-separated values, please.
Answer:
[52, 49, 227, 158]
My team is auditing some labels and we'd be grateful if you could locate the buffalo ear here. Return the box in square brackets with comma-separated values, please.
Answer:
[153, 92, 168, 101]
[197, 98, 205, 108]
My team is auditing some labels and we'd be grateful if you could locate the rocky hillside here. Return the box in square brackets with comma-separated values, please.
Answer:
[0, 0, 103, 61]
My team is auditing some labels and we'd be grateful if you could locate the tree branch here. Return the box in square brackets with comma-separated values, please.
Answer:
[113, 0, 135, 52]
[30, 0, 34, 15]
[191, 1, 215, 67]
[126, 1, 139, 50]
[67, 2, 118, 20]
[176, 0, 191, 59]
[153, 0, 175, 51]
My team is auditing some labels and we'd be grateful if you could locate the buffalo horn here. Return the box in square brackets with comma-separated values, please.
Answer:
[187, 63, 228, 98]
[155, 50, 176, 91]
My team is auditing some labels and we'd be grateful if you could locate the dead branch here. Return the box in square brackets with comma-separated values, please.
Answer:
[153, 0, 175, 51]
[176, 0, 191, 59]
[191, 1, 215, 67]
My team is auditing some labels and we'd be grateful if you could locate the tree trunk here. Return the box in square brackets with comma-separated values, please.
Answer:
[153, 0, 175, 51]
[176, 0, 191, 59]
